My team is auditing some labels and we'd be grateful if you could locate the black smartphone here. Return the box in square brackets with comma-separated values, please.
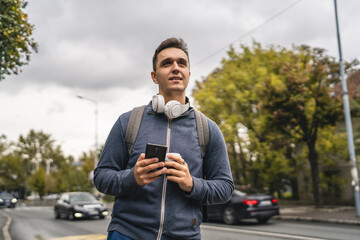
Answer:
[145, 143, 167, 171]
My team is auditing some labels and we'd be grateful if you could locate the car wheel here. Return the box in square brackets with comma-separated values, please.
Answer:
[257, 217, 270, 224]
[54, 210, 60, 219]
[222, 206, 237, 225]
[99, 215, 105, 219]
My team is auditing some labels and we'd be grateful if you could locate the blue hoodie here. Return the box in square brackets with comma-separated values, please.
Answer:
[94, 103, 234, 240]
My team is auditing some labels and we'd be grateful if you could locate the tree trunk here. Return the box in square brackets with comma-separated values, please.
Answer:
[307, 141, 323, 208]
[290, 178, 299, 200]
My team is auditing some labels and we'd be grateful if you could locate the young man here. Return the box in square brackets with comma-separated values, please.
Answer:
[94, 38, 234, 240]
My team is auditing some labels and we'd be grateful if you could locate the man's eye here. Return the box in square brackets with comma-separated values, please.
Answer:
[178, 61, 187, 66]
[162, 61, 171, 66]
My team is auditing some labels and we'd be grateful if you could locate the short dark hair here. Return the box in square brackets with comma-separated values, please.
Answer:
[152, 38, 189, 71]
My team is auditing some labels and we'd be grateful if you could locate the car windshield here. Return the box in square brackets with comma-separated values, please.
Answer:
[233, 190, 246, 197]
[0, 192, 13, 198]
[235, 185, 269, 195]
[69, 193, 96, 203]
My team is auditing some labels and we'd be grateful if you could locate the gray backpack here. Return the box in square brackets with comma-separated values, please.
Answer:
[125, 105, 209, 158]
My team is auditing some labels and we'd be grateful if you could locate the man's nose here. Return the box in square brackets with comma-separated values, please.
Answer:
[171, 62, 180, 73]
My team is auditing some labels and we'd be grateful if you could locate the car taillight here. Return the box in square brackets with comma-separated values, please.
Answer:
[272, 199, 278, 204]
[242, 199, 258, 205]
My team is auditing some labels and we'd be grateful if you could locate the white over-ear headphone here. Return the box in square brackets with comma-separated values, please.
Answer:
[152, 94, 190, 119]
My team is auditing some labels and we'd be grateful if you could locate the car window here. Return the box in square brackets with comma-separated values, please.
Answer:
[70, 193, 96, 203]
[60, 193, 69, 202]
[0, 192, 13, 198]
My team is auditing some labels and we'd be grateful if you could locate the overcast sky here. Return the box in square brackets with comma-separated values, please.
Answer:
[1, 0, 359, 158]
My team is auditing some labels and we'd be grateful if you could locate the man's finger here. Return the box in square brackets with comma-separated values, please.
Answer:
[138, 157, 160, 168]
[166, 153, 183, 164]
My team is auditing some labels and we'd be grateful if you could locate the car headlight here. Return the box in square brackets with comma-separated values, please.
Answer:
[0, 199, 3, 203]
[74, 213, 83, 218]
[11, 198, 17, 204]
[101, 211, 109, 216]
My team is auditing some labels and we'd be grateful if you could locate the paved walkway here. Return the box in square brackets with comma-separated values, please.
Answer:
[275, 204, 360, 225]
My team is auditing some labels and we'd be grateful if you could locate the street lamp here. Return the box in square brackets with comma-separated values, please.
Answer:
[334, 0, 360, 216]
[77, 95, 99, 170]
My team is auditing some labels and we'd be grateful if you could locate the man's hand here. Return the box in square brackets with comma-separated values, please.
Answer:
[164, 154, 193, 193]
[134, 153, 167, 186]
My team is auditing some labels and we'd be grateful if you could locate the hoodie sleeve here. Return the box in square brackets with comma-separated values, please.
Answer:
[93, 113, 141, 197]
[186, 119, 234, 205]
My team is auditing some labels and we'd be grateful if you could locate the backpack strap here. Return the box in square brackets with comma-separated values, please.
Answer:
[125, 106, 209, 158]
[195, 109, 210, 222]
[125, 105, 146, 155]
[194, 109, 209, 158]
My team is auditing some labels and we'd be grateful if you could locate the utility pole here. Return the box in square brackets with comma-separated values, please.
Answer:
[334, 0, 360, 217]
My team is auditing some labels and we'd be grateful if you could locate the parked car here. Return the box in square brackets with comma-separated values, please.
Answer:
[206, 189, 279, 224]
[0, 192, 17, 208]
[54, 192, 108, 220]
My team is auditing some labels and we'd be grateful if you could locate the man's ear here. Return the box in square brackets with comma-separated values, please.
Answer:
[151, 71, 158, 84]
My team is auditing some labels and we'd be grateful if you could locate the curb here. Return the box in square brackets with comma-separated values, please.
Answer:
[0, 211, 12, 240]
[274, 215, 360, 225]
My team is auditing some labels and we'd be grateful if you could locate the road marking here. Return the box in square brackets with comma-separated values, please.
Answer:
[50, 234, 106, 240]
[201, 224, 326, 240]
[0, 210, 12, 240]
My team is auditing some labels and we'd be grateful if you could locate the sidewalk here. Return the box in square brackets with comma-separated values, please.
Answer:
[275, 202, 360, 225]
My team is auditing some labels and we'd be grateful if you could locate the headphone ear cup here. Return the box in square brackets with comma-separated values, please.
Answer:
[165, 100, 183, 119]
[152, 94, 165, 113]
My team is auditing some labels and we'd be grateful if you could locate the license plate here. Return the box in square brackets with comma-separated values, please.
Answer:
[87, 210, 98, 215]
[259, 200, 271, 206]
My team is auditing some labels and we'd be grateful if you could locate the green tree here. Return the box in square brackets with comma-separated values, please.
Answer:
[54, 159, 92, 193]
[27, 166, 46, 199]
[193, 43, 301, 195]
[193, 41, 357, 207]
[12, 130, 68, 197]
[79, 150, 96, 174]
[0, 134, 27, 197]
[16, 129, 67, 178]
[0, 0, 38, 80]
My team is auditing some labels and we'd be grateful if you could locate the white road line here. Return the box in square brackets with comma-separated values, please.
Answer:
[201, 225, 327, 240]
[0, 211, 12, 240]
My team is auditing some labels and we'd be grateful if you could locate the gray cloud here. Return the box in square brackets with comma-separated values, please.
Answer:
[4, 0, 359, 93]
[2, 0, 359, 157]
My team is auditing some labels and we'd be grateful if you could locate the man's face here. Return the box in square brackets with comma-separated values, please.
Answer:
[151, 48, 190, 99]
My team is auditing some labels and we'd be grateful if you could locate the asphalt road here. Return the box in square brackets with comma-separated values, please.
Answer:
[2, 206, 360, 240]
[2, 206, 109, 240]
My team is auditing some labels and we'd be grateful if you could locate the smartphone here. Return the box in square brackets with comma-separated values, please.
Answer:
[145, 143, 167, 171]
